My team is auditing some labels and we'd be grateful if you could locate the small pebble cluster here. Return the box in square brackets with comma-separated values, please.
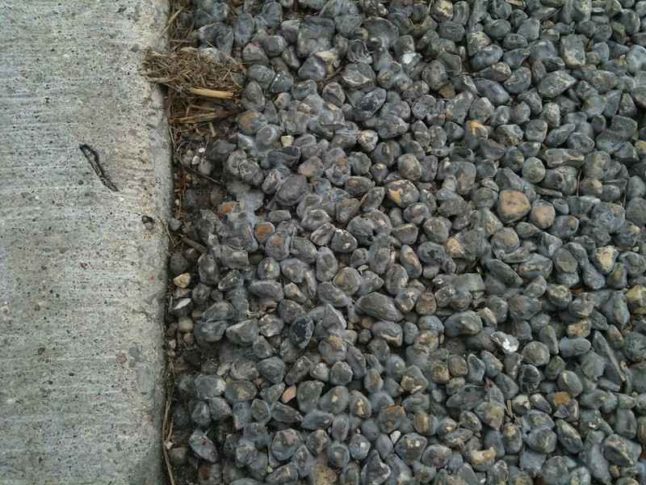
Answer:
[166, 0, 646, 483]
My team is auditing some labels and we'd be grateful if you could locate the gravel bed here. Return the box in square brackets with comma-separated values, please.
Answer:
[165, 0, 646, 483]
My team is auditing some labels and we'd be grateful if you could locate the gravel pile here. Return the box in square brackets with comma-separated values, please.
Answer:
[166, 0, 646, 483]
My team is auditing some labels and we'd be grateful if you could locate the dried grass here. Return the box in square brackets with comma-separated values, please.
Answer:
[143, 47, 243, 139]
[143, 48, 243, 98]
[164, 0, 195, 49]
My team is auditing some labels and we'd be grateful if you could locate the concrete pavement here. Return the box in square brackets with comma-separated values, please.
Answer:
[1, 1, 171, 483]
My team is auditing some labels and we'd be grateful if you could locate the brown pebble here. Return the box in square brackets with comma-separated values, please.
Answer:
[173, 272, 191, 289]
[281, 385, 297, 403]
[466, 120, 487, 138]
[438, 84, 455, 98]
[551, 391, 572, 407]
[467, 447, 496, 468]
[218, 201, 238, 217]
[254, 222, 275, 243]
[497, 190, 531, 223]
[311, 463, 337, 485]
[627, 285, 646, 314]
[567, 319, 590, 338]
[530, 202, 555, 229]
[415, 291, 437, 315]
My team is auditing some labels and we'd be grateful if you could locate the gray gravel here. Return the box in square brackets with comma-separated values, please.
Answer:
[166, 0, 646, 483]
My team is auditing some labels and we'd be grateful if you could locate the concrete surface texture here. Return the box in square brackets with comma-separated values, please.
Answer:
[0, 1, 170, 483]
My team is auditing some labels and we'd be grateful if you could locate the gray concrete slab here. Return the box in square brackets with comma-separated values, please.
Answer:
[0, 1, 170, 483]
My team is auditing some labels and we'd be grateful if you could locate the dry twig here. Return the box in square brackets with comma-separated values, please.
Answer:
[159, 5, 185, 40]
[170, 109, 234, 125]
[161, 397, 176, 485]
[188, 87, 236, 99]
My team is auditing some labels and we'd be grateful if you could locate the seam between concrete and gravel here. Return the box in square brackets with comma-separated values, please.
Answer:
[1, 1, 171, 484]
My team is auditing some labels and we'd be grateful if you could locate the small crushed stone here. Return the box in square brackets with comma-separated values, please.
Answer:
[165, 0, 646, 484]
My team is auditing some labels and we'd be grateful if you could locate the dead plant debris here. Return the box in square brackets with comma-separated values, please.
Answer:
[143, 47, 244, 136]
[143, 47, 243, 98]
